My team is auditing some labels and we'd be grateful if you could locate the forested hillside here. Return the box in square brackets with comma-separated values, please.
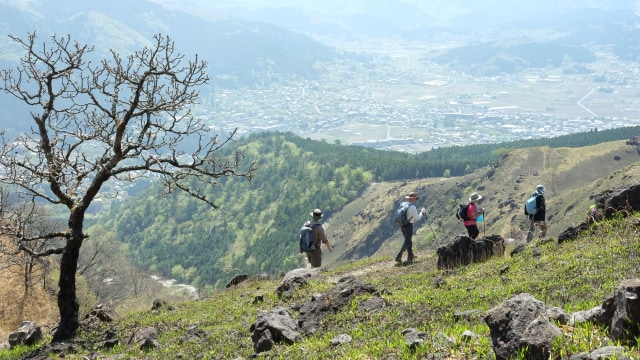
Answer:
[93, 127, 640, 289]
[285, 126, 638, 180]
[98, 132, 376, 289]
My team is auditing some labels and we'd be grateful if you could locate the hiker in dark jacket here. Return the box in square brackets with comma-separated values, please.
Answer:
[302, 209, 332, 268]
[525, 185, 547, 242]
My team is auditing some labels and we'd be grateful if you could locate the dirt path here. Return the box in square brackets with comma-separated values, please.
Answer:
[325, 260, 397, 283]
[547, 147, 561, 195]
[325, 249, 439, 284]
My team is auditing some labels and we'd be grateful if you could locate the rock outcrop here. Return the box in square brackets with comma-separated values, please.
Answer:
[485, 279, 640, 359]
[436, 234, 505, 270]
[558, 182, 640, 243]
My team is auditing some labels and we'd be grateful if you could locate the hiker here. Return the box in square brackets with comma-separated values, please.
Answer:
[395, 192, 427, 263]
[301, 209, 332, 268]
[525, 185, 547, 242]
[586, 204, 602, 225]
[463, 192, 485, 240]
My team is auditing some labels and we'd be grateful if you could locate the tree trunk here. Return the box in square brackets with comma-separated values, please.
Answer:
[52, 216, 84, 342]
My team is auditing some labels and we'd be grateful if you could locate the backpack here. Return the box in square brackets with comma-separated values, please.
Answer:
[525, 194, 538, 215]
[393, 201, 411, 226]
[300, 223, 321, 253]
[455, 203, 470, 221]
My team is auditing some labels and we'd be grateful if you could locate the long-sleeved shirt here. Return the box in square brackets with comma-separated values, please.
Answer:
[308, 220, 329, 247]
[405, 204, 425, 224]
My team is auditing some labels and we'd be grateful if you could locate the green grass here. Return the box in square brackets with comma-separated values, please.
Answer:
[0, 343, 41, 360]
[3, 216, 640, 359]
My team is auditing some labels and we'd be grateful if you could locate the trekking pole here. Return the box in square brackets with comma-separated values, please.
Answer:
[428, 219, 439, 247]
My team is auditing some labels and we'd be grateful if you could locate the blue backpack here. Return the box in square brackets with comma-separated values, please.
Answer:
[525, 194, 539, 215]
[300, 223, 321, 252]
[393, 201, 411, 226]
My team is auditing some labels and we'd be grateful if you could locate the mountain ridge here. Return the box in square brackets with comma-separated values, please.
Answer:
[90, 129, 640, 291]
[325, 139, 640, 265]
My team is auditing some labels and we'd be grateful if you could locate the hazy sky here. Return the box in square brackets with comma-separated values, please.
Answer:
[162, 0, 637, 33]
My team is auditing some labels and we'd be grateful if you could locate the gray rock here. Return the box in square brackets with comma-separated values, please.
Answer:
[401, 328, 427, 350]
[569, 294, 615, 327]
[8, 321, 42, 348]
[250, 307, 301, 354]
[132, 327, 159, 349]
[590, 345, 630, 360]
[546, 306, 570, 325]
[330, 334, 352, 346]
[610, 279, 640, 343]
[356, 296, 386, 312]
[225, 273, 249, 288]
[484, 293, 547, 360]
[433, 331, 455, 348]
[559, 183, 640, 242]
[276, 268, 319, 299]
[298, 276, 378, 336]
[520, 316, 562, 360]
[459, 330, 478, 342]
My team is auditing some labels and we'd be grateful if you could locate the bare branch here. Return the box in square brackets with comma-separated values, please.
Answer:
[0, 32, 256, 340]
[16, 243, 65, 258]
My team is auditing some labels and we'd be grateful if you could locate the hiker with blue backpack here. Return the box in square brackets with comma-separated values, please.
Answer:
[394, 192, 427, 264]
[300, 209, 332, 268]
[462, 192, 485, 240]
[524, 185, 547, 242]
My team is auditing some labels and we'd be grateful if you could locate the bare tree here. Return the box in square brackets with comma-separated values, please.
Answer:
[0, 32, 256, 341]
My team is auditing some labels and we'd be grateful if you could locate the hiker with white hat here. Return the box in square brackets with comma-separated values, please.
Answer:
[464, 192, 485, 239]
[394, 192, 428, 264]
[301, 209, 333, 268]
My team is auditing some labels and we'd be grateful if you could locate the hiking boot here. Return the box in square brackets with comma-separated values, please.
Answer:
[408, 255, 416, 262]
[394, 257, 402, 264]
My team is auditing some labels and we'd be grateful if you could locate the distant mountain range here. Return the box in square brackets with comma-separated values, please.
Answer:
[2, 0, 639, 136]
[0, 0, 353, 86]
[0, 0, 365, 131]
[178, 0, 640, 66]
[2, 0, 638, 87]
[177, 0, 640, 39]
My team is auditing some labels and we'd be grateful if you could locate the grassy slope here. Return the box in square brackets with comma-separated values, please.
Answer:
[4, 214, 639, 359]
